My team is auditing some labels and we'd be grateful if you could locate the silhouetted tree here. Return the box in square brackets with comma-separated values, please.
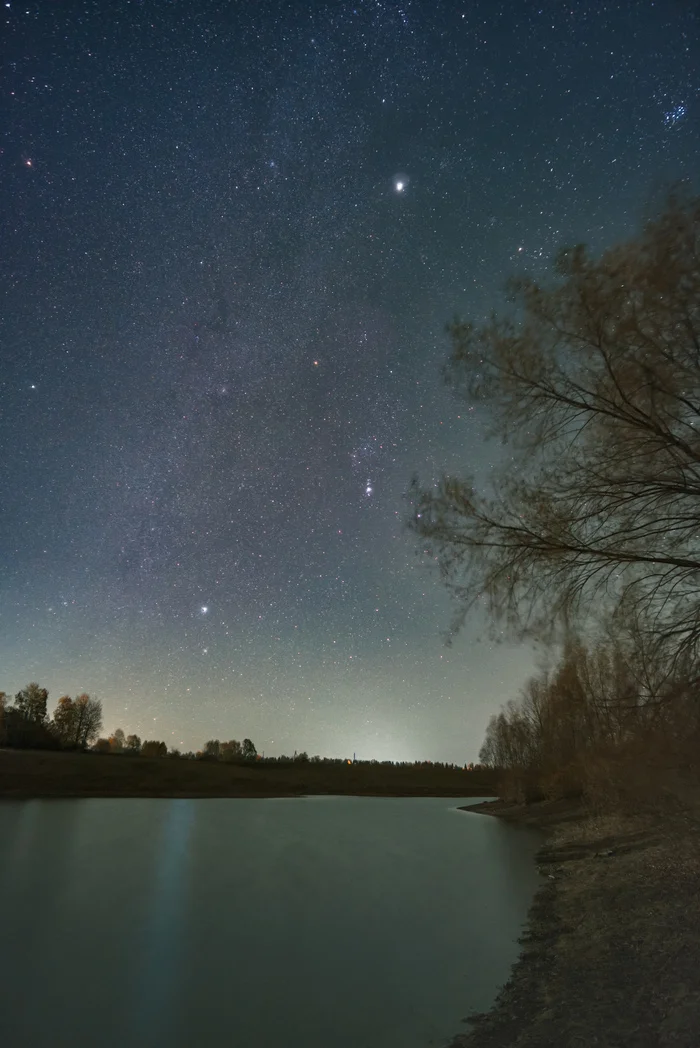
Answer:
[109, 728, 126, 752]
[141, 740, 167, 758]
[410, 195, 700, 669]
[221, 739, 242, 762]
[52, 695, 76, 746]
[15, 683, 49, 724]
[203, 739, 221, 759]
[73, 694, 102, 748]
[242, 738, 257, 761]
[52, 694, 102, 749]
[125, 733, 141, 754]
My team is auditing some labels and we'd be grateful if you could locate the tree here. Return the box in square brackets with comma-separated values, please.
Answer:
[203, 739, 221, 759]
[72, 694, 103, 749]
[241, 738, 257, 761]
[125, 734, 141, 754]
[93, 738, 111, 753]
[109, 728, 126, 753]
[52, 695, 76, 746]
[141, 740, 167, 758]
[15, 683, 49, 724]
[410, 195, 700, 667]
[52, 694, 102, 749]
[221, 739, 242, 762]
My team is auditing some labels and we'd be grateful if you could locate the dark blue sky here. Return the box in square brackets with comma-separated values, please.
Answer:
[2, 0, 698, 761]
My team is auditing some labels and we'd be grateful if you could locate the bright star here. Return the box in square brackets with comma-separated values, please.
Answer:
[200, 605, 208, 614]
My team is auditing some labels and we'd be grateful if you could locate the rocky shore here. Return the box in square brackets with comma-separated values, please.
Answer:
[451, 796, 700, 1047]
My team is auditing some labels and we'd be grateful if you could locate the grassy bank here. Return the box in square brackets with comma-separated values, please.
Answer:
[451, 795, 700, 1047]
[0, 747, 496, 798]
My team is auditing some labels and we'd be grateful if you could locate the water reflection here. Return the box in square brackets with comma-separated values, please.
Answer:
[127, 800, 195, 1044]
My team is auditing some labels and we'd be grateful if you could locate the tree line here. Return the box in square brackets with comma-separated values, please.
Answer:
[0, 686, 482, 770]
[477, 626, 699, 805]
[0, 685, 102, 751]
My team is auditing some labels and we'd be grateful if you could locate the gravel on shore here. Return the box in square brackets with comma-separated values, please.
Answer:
[449, 796, 700, 1047]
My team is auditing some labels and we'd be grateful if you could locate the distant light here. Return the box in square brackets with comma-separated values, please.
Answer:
[395, 181, 404, 192]
[201, 605, 208, 614]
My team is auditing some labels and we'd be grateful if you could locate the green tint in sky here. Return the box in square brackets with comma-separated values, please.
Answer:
[1, 0, 698, 759]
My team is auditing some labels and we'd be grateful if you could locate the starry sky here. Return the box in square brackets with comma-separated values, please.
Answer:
[2, 1, 698, 762]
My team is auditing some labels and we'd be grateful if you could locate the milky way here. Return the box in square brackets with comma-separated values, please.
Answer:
[2, 0, 698, 760]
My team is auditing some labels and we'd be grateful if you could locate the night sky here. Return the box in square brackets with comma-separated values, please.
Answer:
[2, 1, 698, 762]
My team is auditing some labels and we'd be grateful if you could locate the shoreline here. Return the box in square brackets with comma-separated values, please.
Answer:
[451, 794, 700, 1047]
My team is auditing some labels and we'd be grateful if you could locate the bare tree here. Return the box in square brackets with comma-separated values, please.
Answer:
[410, 195, 700, 667]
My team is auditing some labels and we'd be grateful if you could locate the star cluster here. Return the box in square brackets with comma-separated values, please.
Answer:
[1, 0, 698, 761]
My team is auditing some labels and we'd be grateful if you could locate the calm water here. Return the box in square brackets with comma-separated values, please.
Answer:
[0, 796, 542, 1048]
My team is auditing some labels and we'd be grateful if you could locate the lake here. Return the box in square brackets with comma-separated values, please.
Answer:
[0, 796, 543, 1048]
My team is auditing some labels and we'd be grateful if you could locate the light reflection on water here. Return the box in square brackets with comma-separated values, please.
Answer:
[0, 796, 542, 1048]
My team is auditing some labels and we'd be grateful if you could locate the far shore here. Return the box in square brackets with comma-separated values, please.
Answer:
[0, 747, 496, 799]
[452, 792, 700, 1047]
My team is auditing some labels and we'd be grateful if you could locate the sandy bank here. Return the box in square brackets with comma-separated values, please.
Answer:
[451, 796, 700, 1047]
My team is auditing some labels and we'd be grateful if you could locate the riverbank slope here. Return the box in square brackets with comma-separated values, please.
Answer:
[452, 795, 700, 1047]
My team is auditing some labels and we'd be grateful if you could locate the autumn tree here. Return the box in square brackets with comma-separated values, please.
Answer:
[52, 694, 103, 749]
[15, 683, 49, 724]
[410, 195, 700, 671]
